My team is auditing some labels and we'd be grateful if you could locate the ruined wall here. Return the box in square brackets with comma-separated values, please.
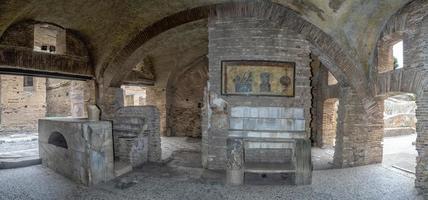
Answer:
[145, 87, 166, 136]
[205, 16, 312, 169]
[322, 99, 338, 147]
[113, 106, 161, 166]
[46, 79, 95, 118]
[168, 60, 208, 138]
[0, 75, 46, 132]
[46, 79, 71, 117]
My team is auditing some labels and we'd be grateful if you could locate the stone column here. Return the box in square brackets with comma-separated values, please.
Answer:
[293, 139, 312, 185]
[226, 137, 244, 185]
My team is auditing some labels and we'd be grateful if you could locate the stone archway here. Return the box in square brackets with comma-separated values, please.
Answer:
[165, 57, 208, 137]
[102, 2, 370, 100]
[374, 0, 428, 193]
[100, 1, 384, 169]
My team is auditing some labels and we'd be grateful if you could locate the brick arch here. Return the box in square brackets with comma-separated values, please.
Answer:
[101, 6, 212, 87]
[0, 20, 93, 79]
[375, 1, 428, 193]
[374, 0, 428, 97]
[102, 3, 386, 167]
[102, 2, 371, 101]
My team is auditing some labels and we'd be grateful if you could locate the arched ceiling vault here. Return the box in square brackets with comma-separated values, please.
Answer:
[0, 0, 411, 87]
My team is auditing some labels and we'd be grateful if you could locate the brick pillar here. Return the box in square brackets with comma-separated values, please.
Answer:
[365, 98, 384, 164]
[416, 89, 428, 194]
[414, 16, 428, 195]
[334, 87, 370, 167]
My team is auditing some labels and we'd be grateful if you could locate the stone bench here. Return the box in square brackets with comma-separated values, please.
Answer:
[226, 136, 312, 185]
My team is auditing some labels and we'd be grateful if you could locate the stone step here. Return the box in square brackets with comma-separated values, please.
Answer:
[114, 161, 132, 177]
[0, 156, 41, 169]
[113, 127, 141, 133]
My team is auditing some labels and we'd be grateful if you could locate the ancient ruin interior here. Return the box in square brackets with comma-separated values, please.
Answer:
[0, 0, 427, 199]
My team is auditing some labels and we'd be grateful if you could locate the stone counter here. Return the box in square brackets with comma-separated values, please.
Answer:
[38, 118, 114, 186]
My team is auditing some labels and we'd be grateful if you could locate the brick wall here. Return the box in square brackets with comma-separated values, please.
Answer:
[0, 75, 46, 132]
[205, 16, 312, 169]
[113, 106, 161, 166]
[145, 87, 167, 136]
[322, 99, 338, 147]
[168, 60, 207, 137]
[46, 79, 72, 117]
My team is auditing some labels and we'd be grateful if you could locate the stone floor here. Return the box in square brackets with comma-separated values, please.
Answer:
[0, 161, 422, 199]
[311, 147, 334, 170]
[161, 137, 201, 161]
[0, 132, 40, 169]
[382, 134, 417, 176]
[0, 135, 421, 199]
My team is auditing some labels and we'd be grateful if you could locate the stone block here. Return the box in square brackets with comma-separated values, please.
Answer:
[113, 106, 161, 165]
[38, 118, 114, 186]
[231, 107, 244, 118]
[229, 118, 244, 130]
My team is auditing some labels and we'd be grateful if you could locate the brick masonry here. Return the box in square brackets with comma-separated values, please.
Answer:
[113, 106, 161, 166]
[0, 75, 95, 133]
[374, 0, 428, 195]
[0, 75, 46, 132]
[205, 16, 312, 170]
[0, 21, 93, 78]
[166, 58, 208, 138]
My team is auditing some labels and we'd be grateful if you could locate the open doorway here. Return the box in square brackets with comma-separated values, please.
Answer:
[310, 59, 340, 170]
[0, 75, 94, 169]
[382, 93, 417, 176]
[162, 59, 208, 168]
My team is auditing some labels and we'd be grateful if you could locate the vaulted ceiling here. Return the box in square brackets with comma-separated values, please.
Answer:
[0, 0, 411, 83]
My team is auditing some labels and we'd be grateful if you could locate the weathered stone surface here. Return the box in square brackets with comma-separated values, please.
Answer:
[38, 118, 114, 186]
[46, 79, 95, 118]
[87, 104, 100, 121]
[226, 137, 244, 185]
[113, 106, 161, 167]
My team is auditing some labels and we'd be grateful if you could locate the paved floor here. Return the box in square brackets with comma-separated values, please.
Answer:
[0, 133, 40, 168]
[161, 137, 201, 161]
[0, 162, 422, 200]
[0, 135, 421, 199]
[382, 134, 417, 176]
